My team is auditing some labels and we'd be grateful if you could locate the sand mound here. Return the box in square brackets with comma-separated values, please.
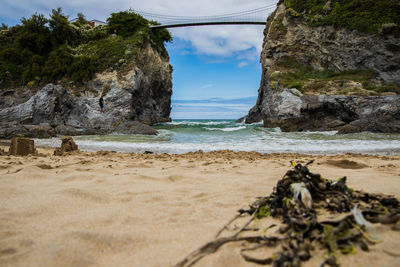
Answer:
[54, 137, 79, 156]
[325, 159, 368, 169]
[9, 137, 36, 156]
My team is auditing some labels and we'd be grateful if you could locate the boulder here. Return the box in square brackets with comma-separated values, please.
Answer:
[54, 137, 79, 156]
[0, 123, 56, 139]
[9, 137, 37, 156]
[338, 124, 360, 134]
[235, 116, 246, 123]
[116, 121, 158, 135]
[260, 92, 400, 133]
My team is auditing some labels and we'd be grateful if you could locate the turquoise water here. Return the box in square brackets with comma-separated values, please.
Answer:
[35, 120, 400, 155]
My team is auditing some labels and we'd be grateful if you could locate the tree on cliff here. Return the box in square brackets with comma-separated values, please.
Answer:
[49, 8, 79, 46]
[16, 14, 51, 56]
[107, 11, 149, 37]
[107, 11, 172, 48]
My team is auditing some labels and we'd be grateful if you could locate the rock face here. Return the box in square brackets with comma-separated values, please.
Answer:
[9, 137, 37, 156]
[245, 1, 400, 133]
[0, 43, 172, 138]
[261, 88, 400, 133]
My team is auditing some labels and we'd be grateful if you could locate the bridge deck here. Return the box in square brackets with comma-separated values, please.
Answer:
[150, 21, 266, 28]
[135, 4, 274, 29]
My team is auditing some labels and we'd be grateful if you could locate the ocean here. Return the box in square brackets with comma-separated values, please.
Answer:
[35, 120, 400, 155]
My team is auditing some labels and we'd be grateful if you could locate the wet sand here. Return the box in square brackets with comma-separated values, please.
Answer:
[0, 147, 399, 266]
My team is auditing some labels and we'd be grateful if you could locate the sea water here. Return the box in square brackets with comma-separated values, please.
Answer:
[35, 120, 400, 155]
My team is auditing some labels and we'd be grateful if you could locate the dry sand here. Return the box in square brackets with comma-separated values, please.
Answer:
[0, 146, 399, 266]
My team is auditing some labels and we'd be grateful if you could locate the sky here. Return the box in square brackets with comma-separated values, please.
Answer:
[0, 0, 279, 119]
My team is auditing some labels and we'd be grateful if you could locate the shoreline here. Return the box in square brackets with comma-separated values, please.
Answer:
[3, 143, 400, 158]
[3, 137, 400, 157]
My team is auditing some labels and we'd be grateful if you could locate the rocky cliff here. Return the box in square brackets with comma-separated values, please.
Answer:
[0, 43, 172, 138]
[245, 1, 400, 133]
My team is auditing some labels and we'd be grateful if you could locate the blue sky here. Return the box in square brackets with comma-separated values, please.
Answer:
[167, 37, 262, 119]
[0, 0, 278, 119]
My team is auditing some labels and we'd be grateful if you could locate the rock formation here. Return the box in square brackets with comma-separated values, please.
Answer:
[258, 88, 400, 133]
[116, 121, 158, 135]
[244, 1, 400, 133]
[0, 43, 172, 138]
[9, 137, 37, 156]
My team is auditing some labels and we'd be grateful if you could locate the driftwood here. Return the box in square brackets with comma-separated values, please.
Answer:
[174, 236, 284, 267]
[214, 213, 242, 238]
[174, 236, 270, 267]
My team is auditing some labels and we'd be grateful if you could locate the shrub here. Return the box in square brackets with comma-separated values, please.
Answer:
[107, 11, 149, 37]
[68, 56, 98, 83]
[274, 65, 397, 94]
[365, 83, 400, 94]
[42, 45, 74, 82]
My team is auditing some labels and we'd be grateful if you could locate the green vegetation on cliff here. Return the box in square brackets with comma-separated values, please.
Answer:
[272, 61, 400, 95]
[0, 8, 172, 88]
[284, 0, 400, 36]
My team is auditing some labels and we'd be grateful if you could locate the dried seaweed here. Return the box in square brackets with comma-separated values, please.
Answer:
[175, 161, 400, 267]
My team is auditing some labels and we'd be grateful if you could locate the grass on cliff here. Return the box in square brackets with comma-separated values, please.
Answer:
[273, 61, 400, 95]
[0, 9, 172, 89]
[284, 0, 400, 37]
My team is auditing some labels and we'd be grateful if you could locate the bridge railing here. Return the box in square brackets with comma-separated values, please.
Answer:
[132, 4, 276, 28]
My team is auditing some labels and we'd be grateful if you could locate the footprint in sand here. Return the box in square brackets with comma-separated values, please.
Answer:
[35, 164, 53, 169]
[192, 192, 208, 199]
[0, 237, 35, 264]
[125, 163, 152, 168]
[59, 188, 110, 203]
[0, 247, 17, 256]
[75, 168, 92, 172]
[67, 230, 139, 252]
[167, 175, 186, 182]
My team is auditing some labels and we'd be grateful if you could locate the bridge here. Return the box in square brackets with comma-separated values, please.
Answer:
[132, 4, 276, 28]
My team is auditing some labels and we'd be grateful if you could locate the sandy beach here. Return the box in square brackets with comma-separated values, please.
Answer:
[1, 146, 399, 266]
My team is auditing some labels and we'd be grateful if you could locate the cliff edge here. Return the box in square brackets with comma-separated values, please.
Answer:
[245, 0, 400, 133]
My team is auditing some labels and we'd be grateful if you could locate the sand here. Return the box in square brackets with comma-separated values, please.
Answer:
[0, 146, 399, 266]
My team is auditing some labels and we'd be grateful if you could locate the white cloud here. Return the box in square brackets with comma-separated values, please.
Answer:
[171, 25, 265, 59]
[1, 0, 279, 62]
[202, 84, 213, 89]
[238, 62, 249, 68]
